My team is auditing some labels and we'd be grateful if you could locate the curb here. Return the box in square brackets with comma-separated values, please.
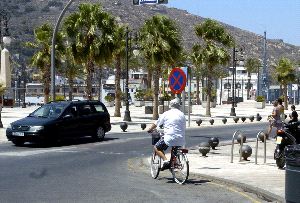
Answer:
[192, 173, 284, 203]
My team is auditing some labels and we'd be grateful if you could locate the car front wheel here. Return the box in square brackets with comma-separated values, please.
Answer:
[93, 126, 105, 141]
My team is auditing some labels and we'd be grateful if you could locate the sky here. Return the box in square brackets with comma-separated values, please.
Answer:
[167, 0, 300, 46]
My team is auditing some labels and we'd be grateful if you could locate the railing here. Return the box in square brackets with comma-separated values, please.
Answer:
[255, 131, 266, 164]
[230, 130, 244, 163]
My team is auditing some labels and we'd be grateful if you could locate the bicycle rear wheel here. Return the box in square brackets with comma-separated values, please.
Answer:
[171, 152, 189, 184]
[150, 151, 161, 179]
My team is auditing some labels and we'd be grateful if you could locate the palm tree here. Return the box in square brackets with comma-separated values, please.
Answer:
[25, 23, 64, 103]
[63, 3, 117, 100]
[139, 15, 183, 119]
[190, 44, 205, 105]
[61, 44, 84, 101]
[112, 25, 126, 117]
[275, 57, 296, 109]
[194, 19, 234, 116]
[244, 58, 261, 100]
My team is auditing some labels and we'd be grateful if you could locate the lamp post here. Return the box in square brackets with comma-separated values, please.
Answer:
[230, 46, 244, 116]
[0, 10, 11, 128]
[230, 47, 237, 116]
[123, 28, 139, 121]
[51, 0, 74, 101]
[0, 10, 11, 48]
[123, 27, 131, 121]
[247, 75, 251, 99]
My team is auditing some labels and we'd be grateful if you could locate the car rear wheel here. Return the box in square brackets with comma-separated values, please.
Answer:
[93, 126, 105, 141]
[12, 140, 25, 146]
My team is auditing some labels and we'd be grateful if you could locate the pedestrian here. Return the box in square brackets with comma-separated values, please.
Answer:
[277, 98, 285, 121]
[266, 100, 282, 139]
[289, 105, 298, 123]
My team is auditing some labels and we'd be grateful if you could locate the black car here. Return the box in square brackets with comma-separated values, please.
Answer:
[6, 100, 111, 146]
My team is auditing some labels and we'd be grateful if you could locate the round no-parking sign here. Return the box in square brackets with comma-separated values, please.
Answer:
[168, 68, 187, 94]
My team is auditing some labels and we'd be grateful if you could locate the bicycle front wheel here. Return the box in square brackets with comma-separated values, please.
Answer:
[171, 153, 189, 184]
[150, 151, 161, 179]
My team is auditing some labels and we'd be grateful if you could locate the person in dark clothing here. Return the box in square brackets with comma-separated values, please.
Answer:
[289, 105, 298, 123]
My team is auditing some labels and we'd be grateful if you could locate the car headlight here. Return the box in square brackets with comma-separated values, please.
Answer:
[29, 126, 44, 132]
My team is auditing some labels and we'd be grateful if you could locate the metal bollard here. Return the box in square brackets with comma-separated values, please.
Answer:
[255, 131, 267, 164]
[231, 130, 243, 163]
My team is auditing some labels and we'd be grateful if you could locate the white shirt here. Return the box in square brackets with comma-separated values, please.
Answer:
[155, 108, 186, 146]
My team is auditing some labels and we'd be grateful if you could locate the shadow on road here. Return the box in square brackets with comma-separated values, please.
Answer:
[159, 177, 211, 186]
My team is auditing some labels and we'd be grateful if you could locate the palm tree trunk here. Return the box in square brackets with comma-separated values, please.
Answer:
[279, 85, 283, 97]
[284, 85, 288, 110]
[43, 66, 51, 103]
[205, 75, 212, 117]
[68, 79, 74, 101]
[152, 67, 159, 120]
[147, 69, 152, 89]
[86, 60, 93, 100]
[196, 75, 200, 105]
[201, 77, 205, 101]
[114, 54, 122, 117]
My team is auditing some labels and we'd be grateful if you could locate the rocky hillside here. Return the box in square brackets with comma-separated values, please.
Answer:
[1, 0, 300, 65]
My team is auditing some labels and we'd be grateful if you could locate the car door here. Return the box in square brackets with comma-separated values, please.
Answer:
[58, 105, 81, 138]
[77, 104, 94, 136]
[91, 102, 111, 132]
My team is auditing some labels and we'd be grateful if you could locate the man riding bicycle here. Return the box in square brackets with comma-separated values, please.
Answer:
[147, 98, 186, 171]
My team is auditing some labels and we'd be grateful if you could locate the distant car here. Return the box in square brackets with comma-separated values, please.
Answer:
[6, 100, 111, 146]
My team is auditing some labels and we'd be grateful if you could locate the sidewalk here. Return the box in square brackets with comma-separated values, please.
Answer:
[187, 139, 285, 202]
[0, 101, 293, 202]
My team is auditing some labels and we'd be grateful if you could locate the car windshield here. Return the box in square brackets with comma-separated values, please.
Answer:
[29, 103, 67, 118]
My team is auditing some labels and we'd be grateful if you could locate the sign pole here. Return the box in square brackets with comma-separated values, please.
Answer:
[182, 90, 185, 114]
[188, 66, 191, 127]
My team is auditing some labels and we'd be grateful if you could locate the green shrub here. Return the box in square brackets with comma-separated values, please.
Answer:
[104, 95, 114, 102]
[143, 89, 153, 101]
[160, 92, 172, 101]
[256, 96, 265, 102]
[134, 89, 145, 101]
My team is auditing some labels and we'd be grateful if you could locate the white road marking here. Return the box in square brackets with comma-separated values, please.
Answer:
[97, 151, 125, 155]
[93, 137, 148, 146]
[0, 147, 77, 157]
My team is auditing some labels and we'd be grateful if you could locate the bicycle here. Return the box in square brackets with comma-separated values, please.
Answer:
[150, 130, 189, 184]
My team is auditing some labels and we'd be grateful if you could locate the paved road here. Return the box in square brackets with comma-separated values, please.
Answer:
[0, 124, 270, 203]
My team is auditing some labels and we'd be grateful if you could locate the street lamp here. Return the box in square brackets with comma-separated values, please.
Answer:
[0, 10, 11, 47]
[51, 0, 74, 101]
[0, 9, 11, 128]
[123, 27, 139, 122]
[247, 75, 251, 99]
[123, 27, 131, 121]
[230, 46, 245, 116]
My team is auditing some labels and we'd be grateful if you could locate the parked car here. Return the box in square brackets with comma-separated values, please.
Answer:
[6, 100, 111, 146]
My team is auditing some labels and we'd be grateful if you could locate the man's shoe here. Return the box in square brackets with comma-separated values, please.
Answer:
[160, 161, 170, 171]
